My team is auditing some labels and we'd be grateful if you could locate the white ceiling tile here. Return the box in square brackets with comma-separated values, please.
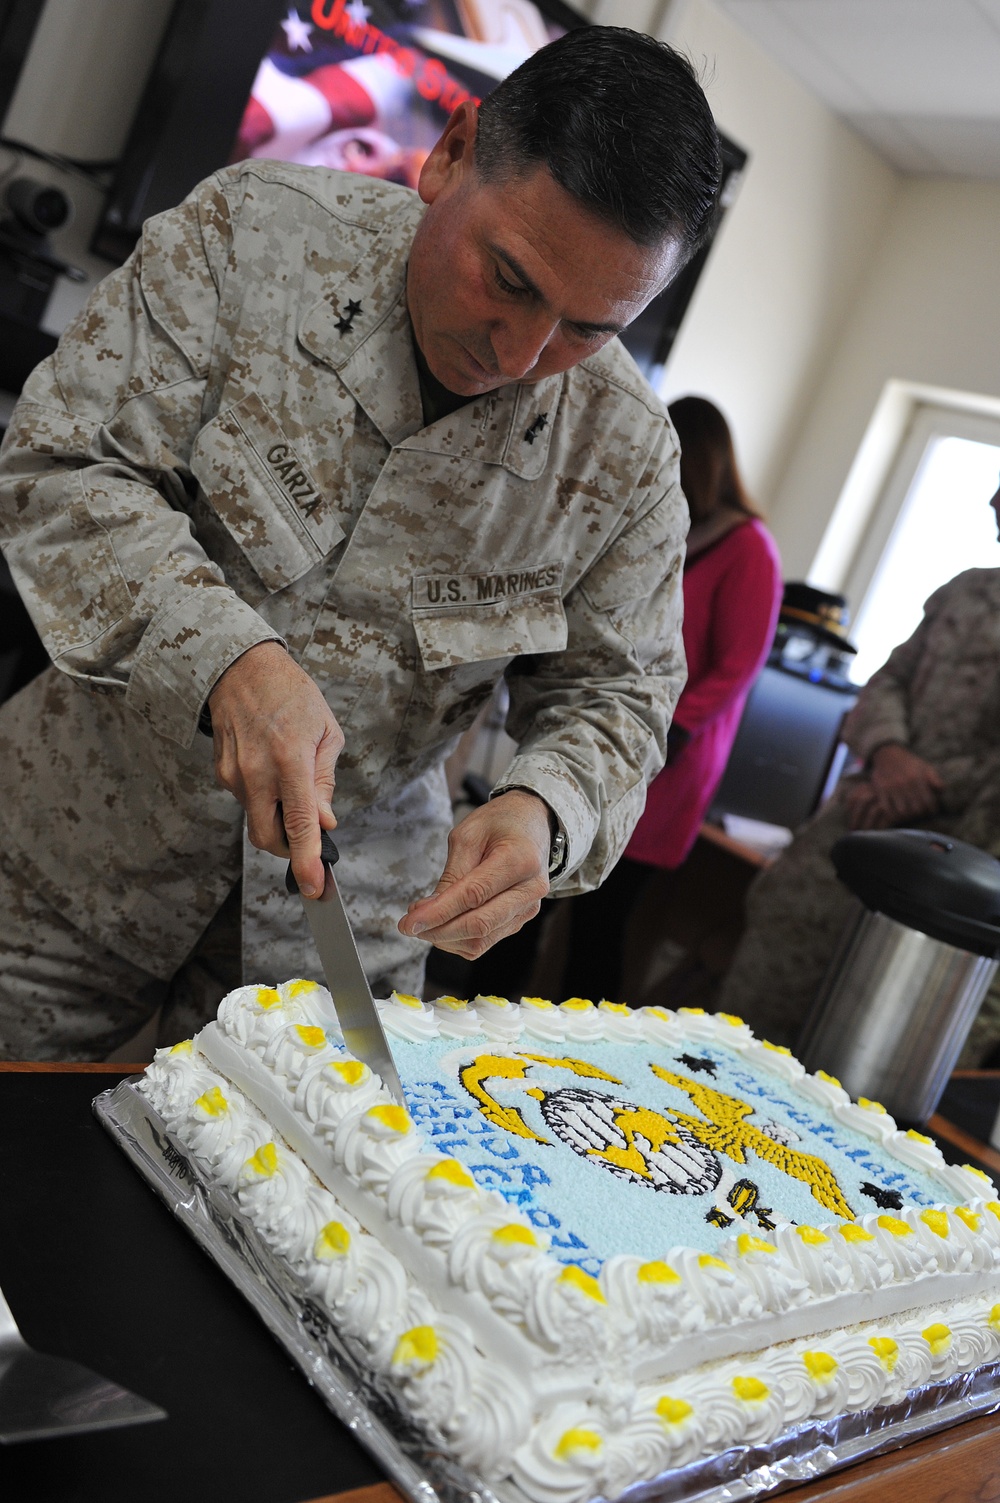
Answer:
[880, 115, 1000, 177]
[844, 113, 962, 175]
[714, 0, 875, 110]
[713, 0, 1000, 177]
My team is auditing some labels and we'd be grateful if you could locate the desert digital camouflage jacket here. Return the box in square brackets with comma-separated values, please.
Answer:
[0, 162, 686, 981]
[844, 566, 1000, 833]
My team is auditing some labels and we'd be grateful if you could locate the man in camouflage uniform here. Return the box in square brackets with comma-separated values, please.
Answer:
[717, 494, 1000, 1063]
[0, 30, 720, 1058]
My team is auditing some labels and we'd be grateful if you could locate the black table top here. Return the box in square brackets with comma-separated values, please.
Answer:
[0, 1070, 385, 1503]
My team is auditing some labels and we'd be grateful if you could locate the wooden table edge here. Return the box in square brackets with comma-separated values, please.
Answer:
[0, 1061, 145, 1072]
[929, 1110, 1000, 1176]
[300, 1488, 403, 1503]
[697, 820, 772, 867]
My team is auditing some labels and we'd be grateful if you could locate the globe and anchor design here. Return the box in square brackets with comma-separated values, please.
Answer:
[540, 1086, 723, 1195]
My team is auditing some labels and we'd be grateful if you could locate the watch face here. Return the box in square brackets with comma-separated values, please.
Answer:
[549, 830, 567, 874]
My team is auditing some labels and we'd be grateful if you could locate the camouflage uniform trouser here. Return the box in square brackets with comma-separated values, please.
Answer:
[715, 789, 1000, 1067]
[0, 772, 449, 1062]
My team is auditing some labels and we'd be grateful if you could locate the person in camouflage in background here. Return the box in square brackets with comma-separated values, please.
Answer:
[717, 477, 1000, 1064]
[0, 29, 721, 1059]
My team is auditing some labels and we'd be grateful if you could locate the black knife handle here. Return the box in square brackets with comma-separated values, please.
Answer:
[285, 829, 339, 895]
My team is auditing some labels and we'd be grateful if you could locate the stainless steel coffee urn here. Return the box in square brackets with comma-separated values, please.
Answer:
[797, 829, 1000, 1124]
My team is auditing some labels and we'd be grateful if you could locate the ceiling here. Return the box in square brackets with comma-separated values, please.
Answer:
[713, 0, 1000, 178]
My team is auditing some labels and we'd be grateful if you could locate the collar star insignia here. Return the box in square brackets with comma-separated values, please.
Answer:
[524, 411, 548, 444]
[335, 298, 363, 336]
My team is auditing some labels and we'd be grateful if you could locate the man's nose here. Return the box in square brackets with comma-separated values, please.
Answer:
[492, 311, 558, 380]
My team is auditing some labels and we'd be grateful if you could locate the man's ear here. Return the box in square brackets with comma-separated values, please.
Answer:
[418, 100, 479, 205]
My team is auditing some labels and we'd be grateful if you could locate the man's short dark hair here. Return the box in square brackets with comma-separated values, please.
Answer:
[475, 25, 721, 260]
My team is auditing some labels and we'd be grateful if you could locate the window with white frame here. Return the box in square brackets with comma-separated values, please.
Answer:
[837, 404, 1000, 685]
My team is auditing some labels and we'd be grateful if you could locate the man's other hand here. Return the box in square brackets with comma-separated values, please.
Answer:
[207, 642, 344, 898]
[867, 743, 944, 823]
[843, 744, 944, 830]
[844, 781, 894, 830]
[398, 790, 552, 959]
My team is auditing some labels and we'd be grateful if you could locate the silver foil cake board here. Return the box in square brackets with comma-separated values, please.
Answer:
[95, 1079, 1000, 1503]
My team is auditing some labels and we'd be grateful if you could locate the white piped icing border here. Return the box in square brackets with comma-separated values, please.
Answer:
[138, 983, 1000, 1503]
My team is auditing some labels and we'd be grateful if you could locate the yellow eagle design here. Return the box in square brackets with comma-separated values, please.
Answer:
[649, 1065, 856, 1221]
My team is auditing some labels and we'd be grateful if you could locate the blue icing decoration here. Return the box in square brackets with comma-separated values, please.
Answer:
[390, 1034, 947, 1266]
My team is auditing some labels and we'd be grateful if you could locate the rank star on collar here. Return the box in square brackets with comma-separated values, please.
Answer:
[335, 298, 363, 335]
[524, 411, 548, 444]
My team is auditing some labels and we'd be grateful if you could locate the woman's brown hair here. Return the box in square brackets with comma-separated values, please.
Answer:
[668, 395, 758, 521]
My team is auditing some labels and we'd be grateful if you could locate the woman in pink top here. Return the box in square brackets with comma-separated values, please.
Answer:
[561, 396, 782, 1002]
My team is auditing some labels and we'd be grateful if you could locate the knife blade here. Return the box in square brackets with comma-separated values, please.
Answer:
[285, 831, 405, 1107]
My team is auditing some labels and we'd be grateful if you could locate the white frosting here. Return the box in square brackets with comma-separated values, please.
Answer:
[740, 1039, 807, 1084]
[555, 998, 604, 1041]
[429, 996, 484, 1039]
[599, 1255, 706, 1341]
[517, 996, 568, 1044]
[771, 1223, 848, 1297]
[375, 991, 439, 1041]
[471, 994, 523, 1043]
[889, 1128, 949, 1173]
[832, 1098, 900, 1146]
[721, 1233, 813, 1312]
[138, 993, 1000, 1503]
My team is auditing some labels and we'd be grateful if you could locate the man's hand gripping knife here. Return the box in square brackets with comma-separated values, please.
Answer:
[207, 641, 343, 898]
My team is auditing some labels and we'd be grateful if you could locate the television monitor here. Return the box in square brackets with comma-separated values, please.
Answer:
[709, 665, 858, 833]
[93, 0, 746, 377]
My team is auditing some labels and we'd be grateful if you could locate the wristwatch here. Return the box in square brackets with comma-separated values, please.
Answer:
[548, 825, 568, 877]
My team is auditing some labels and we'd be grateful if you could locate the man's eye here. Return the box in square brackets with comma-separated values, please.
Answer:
[493, 265, 525, 296]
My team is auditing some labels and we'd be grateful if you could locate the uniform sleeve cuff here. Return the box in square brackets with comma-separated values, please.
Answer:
[848, 717, 910, 765]
[491, 757, 596, 887]
[126, 586, 284, 747]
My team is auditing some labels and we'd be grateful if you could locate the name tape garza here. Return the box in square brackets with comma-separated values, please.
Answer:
[266, 442, 323, 519]
[416, 563, 563, 608]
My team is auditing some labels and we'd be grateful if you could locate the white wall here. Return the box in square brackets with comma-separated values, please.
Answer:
[5, 0, 174, 161]
[770, 177, 1000, 580]
[580, 0, 900, 537]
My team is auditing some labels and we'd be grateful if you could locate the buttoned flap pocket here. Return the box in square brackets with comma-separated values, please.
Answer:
[190, 392, 345, 594]
[411, 563, 567, 671]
